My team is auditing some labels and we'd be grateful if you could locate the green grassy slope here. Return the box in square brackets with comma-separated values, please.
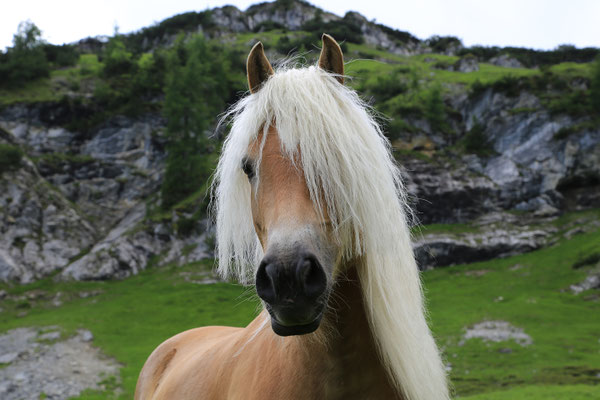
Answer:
[0, 262, 258, 399]
[426, 225, 600, 396]
[1, 213, 599, 399]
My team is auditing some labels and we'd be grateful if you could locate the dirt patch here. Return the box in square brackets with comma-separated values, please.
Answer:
[179, 271, 221, 284]
[464, 269, 490, 277]
[460, 320, 532, 346]
[570, 273, 600, 294]
[0, 326, 120, 399]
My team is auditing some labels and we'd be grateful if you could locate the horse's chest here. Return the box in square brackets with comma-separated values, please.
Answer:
[319, 361, 398, 400]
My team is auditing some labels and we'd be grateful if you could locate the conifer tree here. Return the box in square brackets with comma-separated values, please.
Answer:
[161, 35, 228, 209]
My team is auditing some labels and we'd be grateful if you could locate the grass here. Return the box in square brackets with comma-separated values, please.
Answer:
[461, 384, 600, 399]
[0, 261, 258, 399]
[0, 75, 56, 106]
[1, 214, 599, 398]
[425, 227, 600, 397]
[414, 222, 477, 236]
[0, 54, 103, 106]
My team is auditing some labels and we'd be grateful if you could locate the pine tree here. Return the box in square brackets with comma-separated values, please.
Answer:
[0, 21, 49, 87]
[424, 84, 447, 133]
[160, 35, 228, 209]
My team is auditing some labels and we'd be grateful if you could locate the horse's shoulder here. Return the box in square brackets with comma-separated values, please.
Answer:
[135, 326, 242, 399]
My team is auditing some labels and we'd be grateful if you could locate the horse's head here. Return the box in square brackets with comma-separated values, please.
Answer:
[243, 35, 345, 336]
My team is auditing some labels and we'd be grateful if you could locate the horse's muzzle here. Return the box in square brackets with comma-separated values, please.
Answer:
[256, 252, 327, 336]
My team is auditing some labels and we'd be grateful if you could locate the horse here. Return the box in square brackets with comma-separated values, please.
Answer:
[135, 34, 450, 400]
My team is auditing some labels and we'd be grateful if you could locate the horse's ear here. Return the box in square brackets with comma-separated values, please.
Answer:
[318, 34, 344, 84]
[247, 41, 274, 94]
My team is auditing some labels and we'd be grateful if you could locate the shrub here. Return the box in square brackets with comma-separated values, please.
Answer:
[301, 12, 363, 45]
[275, 34, 318, 55]
[427, 36, 462, 53]
[591, 56, 600, 113]
[366, 68, 410, 103]
[42, 44, 79, 67]
[386, 118, 416, 141]
[0, 143, 23, 174]
[253, 21, 286, 32]
[0, 21, 49, 88]
[459, 44, 599, 67]
[491, 75, 522, 97]
[424, 84, 448, 133]
[125, 11, 214, 53]
[462, 118, 493, 155]
[102, 36, 134, 77]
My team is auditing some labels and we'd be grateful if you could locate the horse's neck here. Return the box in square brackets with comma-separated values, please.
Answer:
[300, 262, 399, 399]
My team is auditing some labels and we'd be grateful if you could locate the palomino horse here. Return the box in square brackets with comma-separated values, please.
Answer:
[136, 34, 450, 400]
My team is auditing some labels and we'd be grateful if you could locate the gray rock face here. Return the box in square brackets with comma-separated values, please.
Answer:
[413, 211, 600, 269]
[461, 90, 600, 209]
[0, 161, 96, 283]
[489, 54, 524, 69]
[403, 158, 500, 224]
[61, 203, 212, 281]
[344, 12, 418, 56]
[247, 2, 334, 31]
[191, 3, 418, 55]
[1, 105, 212, 283]
[413, 214, 556, 269]
[454, 56, 479, 72]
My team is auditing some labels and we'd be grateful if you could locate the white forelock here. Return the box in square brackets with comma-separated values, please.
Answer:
[212, 65, 449, 400]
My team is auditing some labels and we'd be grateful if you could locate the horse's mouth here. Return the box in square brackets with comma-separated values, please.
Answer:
[270, 314, 323, 336]
[265, 302, 324, 336]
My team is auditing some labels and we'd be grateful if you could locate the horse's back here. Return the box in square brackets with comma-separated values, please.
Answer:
[135, 325, 242, 400]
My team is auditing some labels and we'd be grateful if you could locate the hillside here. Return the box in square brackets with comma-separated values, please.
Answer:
[0, 4, 598, 283]
[0, 0, 599, 398]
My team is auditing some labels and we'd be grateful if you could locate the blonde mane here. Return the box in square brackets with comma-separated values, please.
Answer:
[213, 65, 450, 400]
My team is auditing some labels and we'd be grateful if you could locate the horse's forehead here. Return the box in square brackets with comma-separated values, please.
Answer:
[248, 125, 283, 157]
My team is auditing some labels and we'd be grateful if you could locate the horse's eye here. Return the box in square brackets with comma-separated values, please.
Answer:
[241, 158, 255, 179]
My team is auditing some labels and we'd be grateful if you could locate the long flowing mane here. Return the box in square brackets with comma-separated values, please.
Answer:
[213, 65, 449, 400]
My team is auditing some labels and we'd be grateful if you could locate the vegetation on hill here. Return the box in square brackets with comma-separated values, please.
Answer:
[0, 143, 23, 174]
[160, 35, 230, 209]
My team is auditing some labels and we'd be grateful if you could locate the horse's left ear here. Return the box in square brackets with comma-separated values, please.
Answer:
[247, 41, 274, 93]
[318, 34, 344, 84]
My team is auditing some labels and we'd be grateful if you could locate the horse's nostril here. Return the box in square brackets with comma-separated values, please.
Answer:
[256, 261, 277, 304]
[297, 256, 327, 300]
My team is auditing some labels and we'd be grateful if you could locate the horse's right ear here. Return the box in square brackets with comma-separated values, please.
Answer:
[247, 42, 274, 94]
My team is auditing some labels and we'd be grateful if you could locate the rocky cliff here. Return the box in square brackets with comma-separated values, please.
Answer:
[0, 106, 213, 283]
[1, 1, 599, 283]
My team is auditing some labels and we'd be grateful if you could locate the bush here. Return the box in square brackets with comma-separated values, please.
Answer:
[0, 21, 49, 88]
[591, 57, 600, 113]
[275, 34, 318, 55]
[462, 118, 493, 155]
[366, 68, 410, 103]
[102, 36, 134, 77]
[161, 143, 213, 210]
[0, 144, 23, 174]
[125, 11, 214, 53]
[42, 44, 79, 67]
[253, 21, 286, 33]
[424, 84, 448, 133]
[427, 36, 462, 53]
[301, 12, 363, 45]
[386, 118, 416, 141]
[459, 44, 599, 67]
